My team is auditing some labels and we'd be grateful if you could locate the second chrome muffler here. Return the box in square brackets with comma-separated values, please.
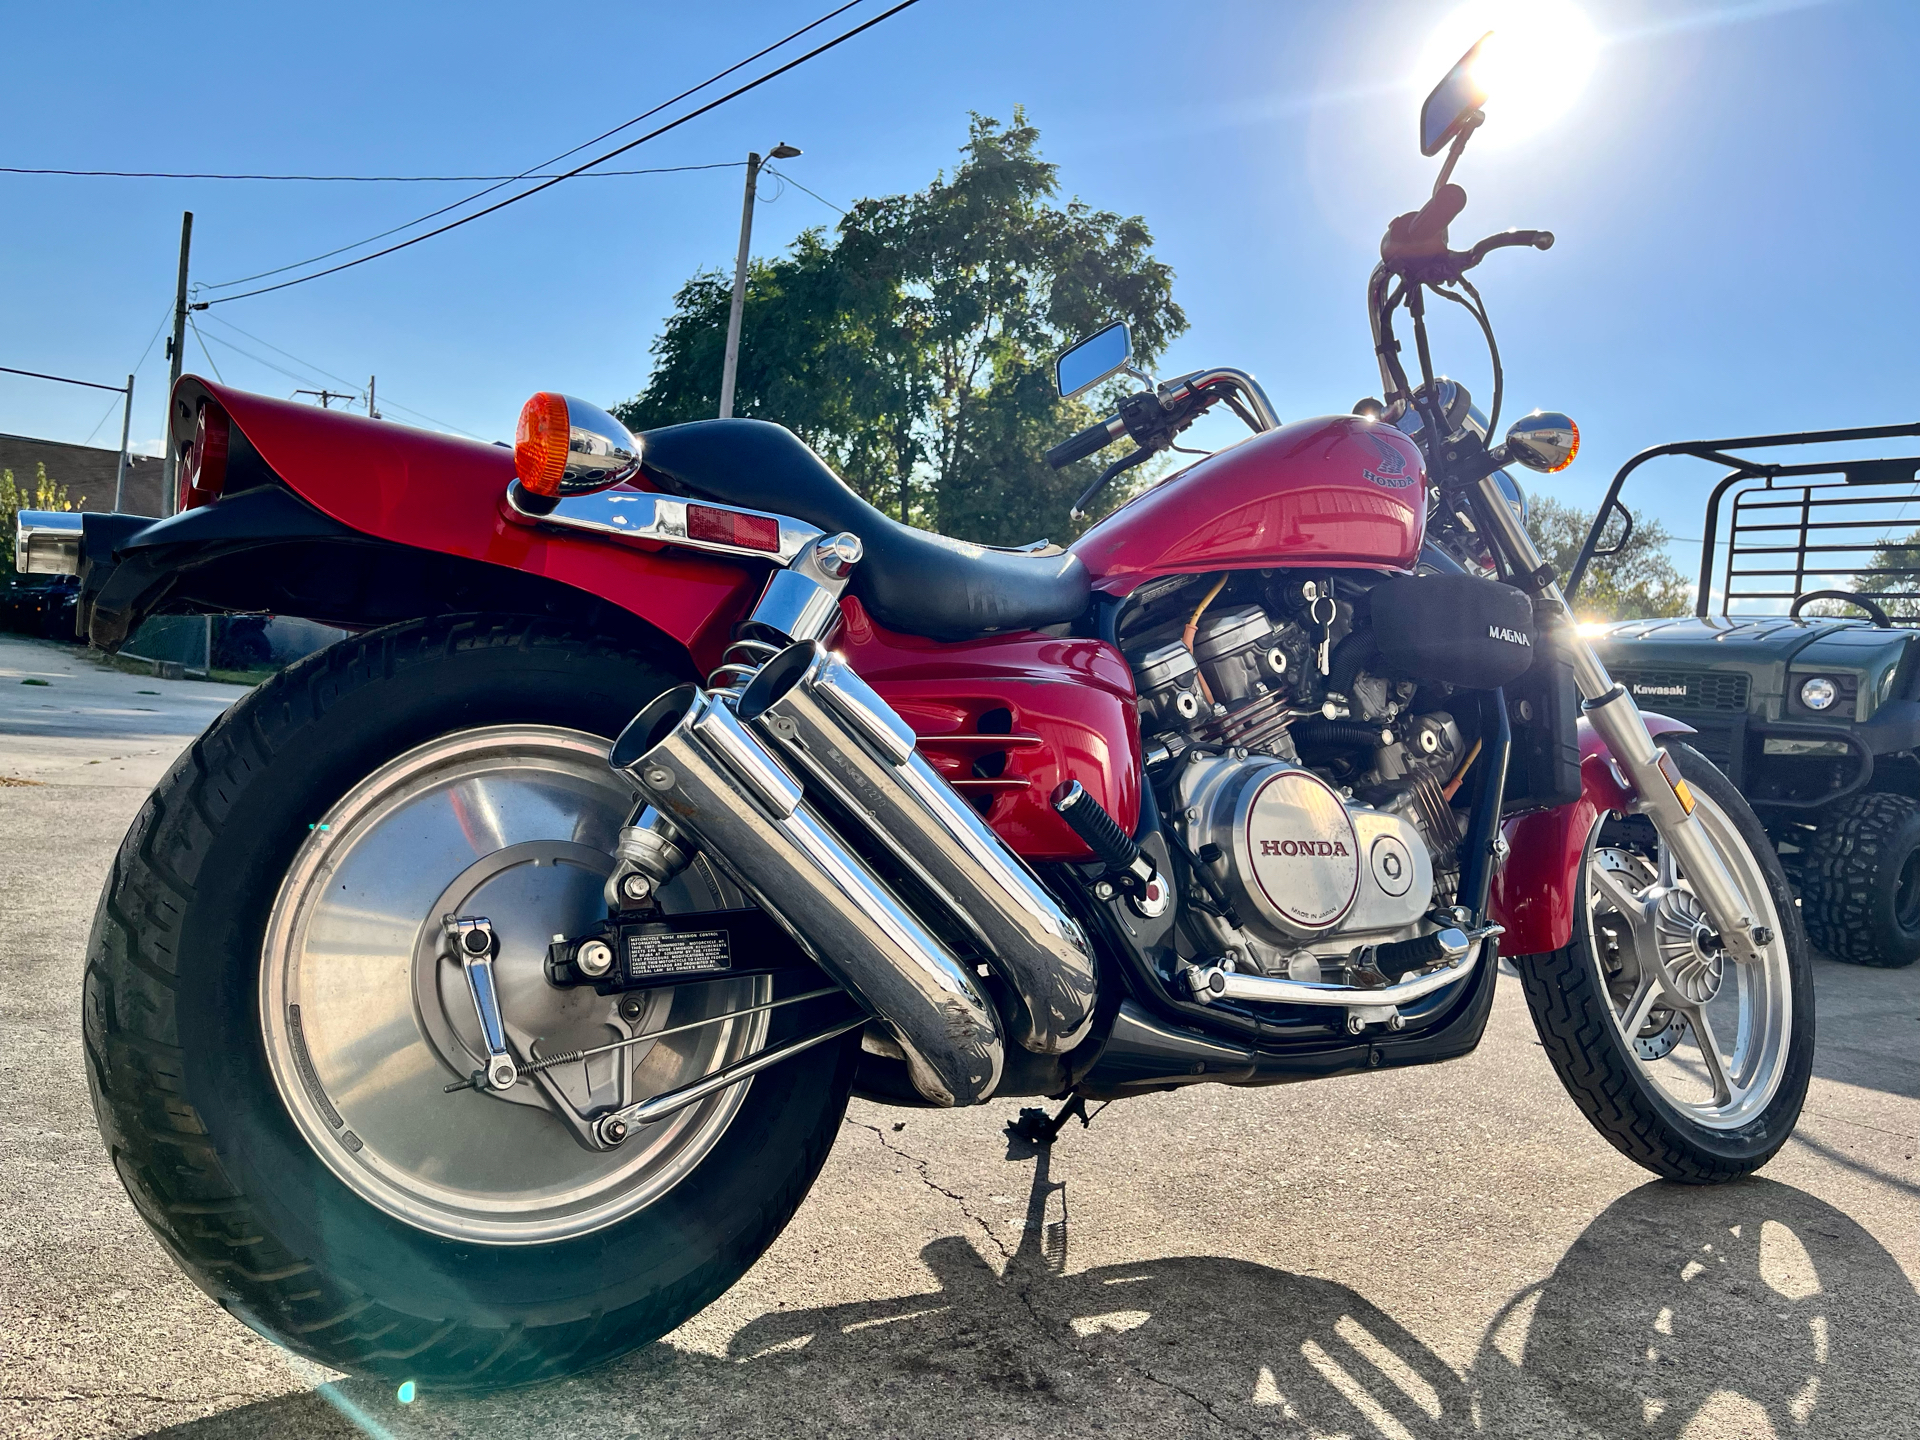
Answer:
[738, 642, 1097, 1055]
[611, 686, 1002, 1107]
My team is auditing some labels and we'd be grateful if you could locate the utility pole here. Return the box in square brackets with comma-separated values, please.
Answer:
[160, 211, 193, 515]
[113, 374, 134, 512]
[719, 143, 801, 419]
[367, 374, 379, 420]
[292, 388, 356, 409]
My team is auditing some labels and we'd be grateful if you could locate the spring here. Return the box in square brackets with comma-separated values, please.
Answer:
[706, 636, 785, 694]
[1290, 717, 1391, 751]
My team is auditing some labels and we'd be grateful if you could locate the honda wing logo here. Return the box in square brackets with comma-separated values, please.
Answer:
[1360, 432, 1416, 490]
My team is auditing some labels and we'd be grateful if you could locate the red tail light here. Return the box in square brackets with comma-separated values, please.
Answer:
[180, 401, 230, 511]
[686, 503, 780, 552]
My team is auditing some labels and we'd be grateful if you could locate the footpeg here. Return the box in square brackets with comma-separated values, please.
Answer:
[1052, 780, 1169, 917]
[446, 916, 517, 1091]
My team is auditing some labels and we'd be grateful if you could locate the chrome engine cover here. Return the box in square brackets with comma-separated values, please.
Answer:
[1175, 752, 1434, 950]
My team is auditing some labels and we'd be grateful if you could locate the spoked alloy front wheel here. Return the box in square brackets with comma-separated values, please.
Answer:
[1517, 742, 1813, 1180]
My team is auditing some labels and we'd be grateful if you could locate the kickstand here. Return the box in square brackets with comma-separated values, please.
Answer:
[1006, 1093, 1106, 1147]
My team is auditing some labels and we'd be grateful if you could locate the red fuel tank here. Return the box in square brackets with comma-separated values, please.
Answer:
[1070, 415, 1426, 592]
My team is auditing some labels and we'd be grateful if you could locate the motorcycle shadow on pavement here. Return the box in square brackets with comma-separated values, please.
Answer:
[141, 1139, 1915, 1440]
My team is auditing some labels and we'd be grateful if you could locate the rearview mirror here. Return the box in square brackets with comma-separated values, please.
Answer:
[1055, 322, 1132, 399]
[1421, 32, 1493, 156]
[1502, 411, 1580, 473]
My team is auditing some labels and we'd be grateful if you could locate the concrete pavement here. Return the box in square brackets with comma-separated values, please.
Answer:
[0, 631, 1913, 1439]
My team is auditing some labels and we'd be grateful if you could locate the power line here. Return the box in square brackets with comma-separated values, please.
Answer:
[200, 0, 922, 307]
[0, 364, 127, 393]
[198, 311, 370, 392]
[187, 315, 227, 383]
[192, 315, 481, 438]
[3, 163, 750, 182]
[762, 163, 846, 216]
[201, 0, 868, 293]
[81, 391, 125, 446]
[128, 302, 174, 377]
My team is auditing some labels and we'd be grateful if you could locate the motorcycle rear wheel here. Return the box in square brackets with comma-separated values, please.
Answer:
[82, 615, 859, 1389]
[1514, 741, 1814, 1182]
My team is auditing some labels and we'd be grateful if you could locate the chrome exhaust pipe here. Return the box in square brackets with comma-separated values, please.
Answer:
[739, 642, 1097, 1055]
[610, 686, 1003, 1107]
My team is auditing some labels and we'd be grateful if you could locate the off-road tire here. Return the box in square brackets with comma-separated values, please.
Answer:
[83, 615, 860, 1390]
[1513, 742, 1815, 1182]
[1798, 791, 1920, 968]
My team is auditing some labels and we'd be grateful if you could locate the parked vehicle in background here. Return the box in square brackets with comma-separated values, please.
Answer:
[1575, 424, 1920, 967]
[0, 574, 80, 641]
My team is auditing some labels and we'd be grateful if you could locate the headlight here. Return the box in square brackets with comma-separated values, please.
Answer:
[1799, 676, 1839, 711]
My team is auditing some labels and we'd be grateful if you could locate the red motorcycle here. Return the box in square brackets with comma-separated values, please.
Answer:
[20, 36, 1809, 1389]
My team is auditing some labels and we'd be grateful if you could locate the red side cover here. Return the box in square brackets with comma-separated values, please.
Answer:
[180, 377, 761, 673]
[1490, 714, 1697, 955]
[839, 597, 1140, 861]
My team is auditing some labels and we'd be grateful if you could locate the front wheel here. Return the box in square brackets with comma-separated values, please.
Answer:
[1514, 741, 1814, 1182]
[84, 616, 859, 1389]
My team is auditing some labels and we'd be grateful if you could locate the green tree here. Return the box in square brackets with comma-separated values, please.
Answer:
[617, 110, 1186, 544]
[1844, 527, 1920, 617]
[1526, 492, 1690, 621]
[0, 464, 83, 585]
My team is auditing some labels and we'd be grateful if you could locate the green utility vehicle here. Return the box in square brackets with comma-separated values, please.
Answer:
[1573, 423, 1920, 968]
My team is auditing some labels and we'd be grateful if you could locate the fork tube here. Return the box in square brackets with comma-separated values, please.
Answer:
[1469, 474, 1763, 961]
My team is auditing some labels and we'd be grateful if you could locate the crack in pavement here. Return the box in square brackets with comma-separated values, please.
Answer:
[842, 1118, 1265, 1439]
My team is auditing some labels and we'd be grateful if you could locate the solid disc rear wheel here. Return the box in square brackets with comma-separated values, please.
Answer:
[84, 616, 858, 1388]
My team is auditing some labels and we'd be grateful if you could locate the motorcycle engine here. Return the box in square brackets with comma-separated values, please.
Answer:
[1123, 573, 1488, 979]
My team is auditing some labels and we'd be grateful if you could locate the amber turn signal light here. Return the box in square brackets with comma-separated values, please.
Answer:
[1547, 419, 1579, 473]
[515, 392, 571, 497]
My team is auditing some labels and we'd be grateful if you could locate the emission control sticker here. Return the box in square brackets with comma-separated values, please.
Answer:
[624, 929, 733, 980]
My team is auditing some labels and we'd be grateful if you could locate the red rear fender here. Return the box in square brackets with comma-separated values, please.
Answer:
[1489, 713, 1696, 956]
[170, 377, 762, 671]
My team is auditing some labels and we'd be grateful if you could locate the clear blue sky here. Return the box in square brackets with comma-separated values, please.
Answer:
[3, 0, 1909, 590]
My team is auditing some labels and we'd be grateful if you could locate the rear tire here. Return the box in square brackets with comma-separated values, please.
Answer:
[1514, 742, 1814, 1182]
[1799, 791, 1920, 967]
[84, 615, 859, 1389]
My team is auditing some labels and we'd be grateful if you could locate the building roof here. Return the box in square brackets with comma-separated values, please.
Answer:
[0, 433, 166, 517]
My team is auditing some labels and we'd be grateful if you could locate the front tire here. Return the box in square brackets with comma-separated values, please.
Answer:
[1514, 742, 1814, 1182]
[83, 616, 858, 1389]
[1799, 791, 1920, 967]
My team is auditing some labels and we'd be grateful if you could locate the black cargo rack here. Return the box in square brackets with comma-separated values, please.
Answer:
[1567, 422, 1920, 621]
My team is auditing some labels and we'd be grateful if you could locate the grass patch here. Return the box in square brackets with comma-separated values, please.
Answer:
[207, 666, 275, 687]
[0, 775, 46, 786]
[20, 678, 49, 686]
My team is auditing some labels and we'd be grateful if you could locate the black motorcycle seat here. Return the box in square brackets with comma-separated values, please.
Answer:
[639, 419, 1091, 641]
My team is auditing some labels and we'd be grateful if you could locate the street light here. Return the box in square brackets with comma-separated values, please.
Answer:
[719, 142, 802, 420]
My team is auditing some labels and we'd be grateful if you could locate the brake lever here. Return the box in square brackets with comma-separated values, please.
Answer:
[1069, 447, 1154, 521]
[1386, 227, 1554, 285]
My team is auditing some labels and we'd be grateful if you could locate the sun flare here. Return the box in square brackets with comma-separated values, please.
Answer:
[1419, 0, 1601, 147]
